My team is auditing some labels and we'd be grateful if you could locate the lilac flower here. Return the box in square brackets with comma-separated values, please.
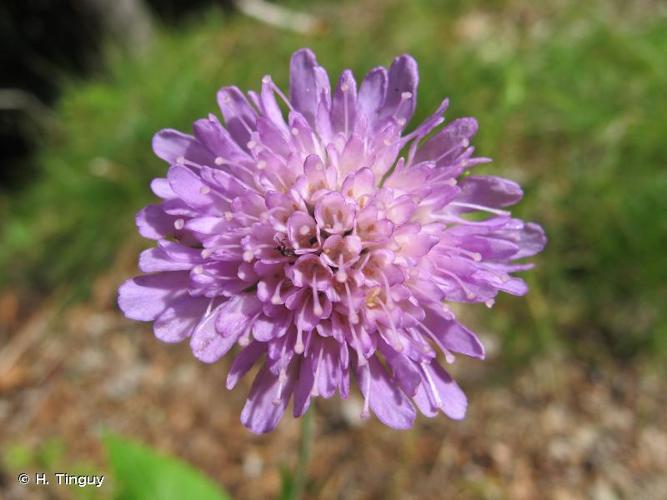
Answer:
[118, 49, 546, 433]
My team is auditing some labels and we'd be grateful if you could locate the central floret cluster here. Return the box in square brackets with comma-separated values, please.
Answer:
[234, 154, 448, 358]
[119, 49, 546, 433]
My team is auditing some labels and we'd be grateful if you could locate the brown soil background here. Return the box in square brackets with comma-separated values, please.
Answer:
[1, 278, 665, 500]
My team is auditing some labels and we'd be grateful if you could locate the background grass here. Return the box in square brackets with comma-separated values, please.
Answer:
[1, 0, 666, 363]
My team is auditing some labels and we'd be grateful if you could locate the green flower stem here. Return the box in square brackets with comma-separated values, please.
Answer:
[291, 408, 313, 500]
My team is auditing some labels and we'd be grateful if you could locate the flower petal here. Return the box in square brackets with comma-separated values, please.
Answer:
[422, 311, 485, 359]
[423, 361, 467, 420]
[217, 86, 257, 148]
[153, 294, 208, 343]
[289, 48, 330, 127]
[190, 303, 238, 363]
[214, 293, 262, 338]
[193, 114, 252, 163]
[152, 129, 211, 165]
[414, 118, 478, 167]
[378, 55, 418, 125]
[293, 349, 316, 417]
[135, 204, 178, 240]
[118, 272, 189, 321]
[227, 341, 266, 389]
[331, 69, 357, 135]
[513, 222, 547, 259]
[356, 67, 387, 129]
[356, 356, 416, 429]
[167, 165, 216, 210]
[241, 362, 296, 433]
[457, 176, 523, 209]
[259, 76, 289, 134]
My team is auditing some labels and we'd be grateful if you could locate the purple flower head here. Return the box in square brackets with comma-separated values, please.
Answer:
[118, 49, 546, 433]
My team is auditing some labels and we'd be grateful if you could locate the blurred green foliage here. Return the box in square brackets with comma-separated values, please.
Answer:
[104, 434, 228, 500]
[2, 435, 228, 499]
[1, 0, 665, 361]
[3, 437, 106, 500]
[4, 438, 65, 471]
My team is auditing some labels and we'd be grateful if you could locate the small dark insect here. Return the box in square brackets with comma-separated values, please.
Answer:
[275, 235, 297, 257]
[278, 245, 297, 258]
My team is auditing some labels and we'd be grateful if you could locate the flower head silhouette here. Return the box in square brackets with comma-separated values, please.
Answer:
[119, 49, 546, 433]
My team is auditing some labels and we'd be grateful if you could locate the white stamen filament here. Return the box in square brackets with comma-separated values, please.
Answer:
[356, 252, 372, 273]
[407, 313, 457, 364]
[294, 327, 305, 354]
[426, 168, 459, 185]
[349, 323, 367, 367]
[235, 106, 255, 136]
[343, 282, 359, 324]
[238, 315, 258, 347]
[343, 87, 350, 137]
[231, 162, 261, 182]
[271, 279, 285, 304]
[437, 269, 476, 300]
[450, 201, 510, 217]
[421, 362, 443, 408]
[273, 368, 287, 405]
[310, 347, 324, 397]
[440, 245, 482, 262]
[291, 127, 308, 155]
[269, 81, 296, 113]
[241, 213, 262, 223]
[335, 269, 347, 283]
[405, 327, 435, 357]
[361, 363, 371, 419]
[378, 301, 404, 352]
[310, 131, 325, 159]
[266, 168, 289, 191]
[215, 243, 242, 250]
[303, 330, 314, 356]
[380, 272, 394, 306]
[433, 139, 470, 164]
[312, 286, 323, 316]
[429, 214, 501, 226]
[222, 168, 260, 194]
[178, 157, 203, 169]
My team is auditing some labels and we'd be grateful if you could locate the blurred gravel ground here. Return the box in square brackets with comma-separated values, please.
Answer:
[1, 281, 665, 500]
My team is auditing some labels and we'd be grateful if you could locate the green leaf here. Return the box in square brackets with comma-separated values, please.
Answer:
[103, 434, 229, 500]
